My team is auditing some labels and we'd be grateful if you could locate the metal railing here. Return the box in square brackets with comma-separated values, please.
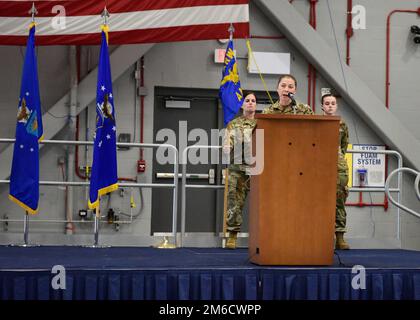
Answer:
[385, 167, 420, 219]
[178, 147, 406, 246]
[346, 149, 403, 239]
[180, 145, 224, 247]
[0, 138, 179, 247]
[1, 137, 412, 247]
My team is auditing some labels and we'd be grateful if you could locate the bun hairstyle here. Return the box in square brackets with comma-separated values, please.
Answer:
[321, 93, 337, 104]
[321, 93, 338, 112]
[277, 74, 297, 88]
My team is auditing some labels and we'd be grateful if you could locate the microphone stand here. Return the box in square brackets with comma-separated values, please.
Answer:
[288, 93, 297, 115]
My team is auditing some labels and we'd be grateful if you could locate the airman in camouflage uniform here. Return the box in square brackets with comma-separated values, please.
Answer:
[223, 92, 257, 249]
[262, 100, 314, 115]
[336, 119, 350, 249]
[322, 93, 350, 250]
[262, 74, 314, 115]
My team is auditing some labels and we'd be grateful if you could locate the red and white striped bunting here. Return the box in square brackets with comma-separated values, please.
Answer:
[0, 0, 249, 45]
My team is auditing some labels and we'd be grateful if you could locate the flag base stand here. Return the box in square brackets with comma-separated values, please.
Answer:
[10, 212, 40, 247]
[9, 243, 40, 248]
[83, 214, 110, 248]
[83, 244, 110, 249]
[155, 236, 176, 249]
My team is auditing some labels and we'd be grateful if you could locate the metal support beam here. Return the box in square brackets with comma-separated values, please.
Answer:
[0, 43, 154, 180]
[253, 0, 420, 170]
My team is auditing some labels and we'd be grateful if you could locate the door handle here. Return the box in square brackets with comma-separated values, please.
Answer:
[157, 169, 216, 184]
[156, 173, 208, 179]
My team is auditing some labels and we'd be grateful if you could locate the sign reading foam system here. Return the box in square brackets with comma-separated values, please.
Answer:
[351, 144, 386, 187]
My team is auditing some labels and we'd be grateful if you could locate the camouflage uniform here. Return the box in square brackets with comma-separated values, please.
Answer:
[224, 116, 257, 232]
[262, 100, 314, 115]
[336, 120, 349, 233]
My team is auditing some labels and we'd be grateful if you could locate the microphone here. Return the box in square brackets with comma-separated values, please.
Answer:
[287, 92, 296, 106]
[287, 92, 297, 114]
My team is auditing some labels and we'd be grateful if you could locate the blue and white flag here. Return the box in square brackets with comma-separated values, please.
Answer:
[88, 25, 118, 209]
[9, 23, 44, 214]
[219, 39, 244, 126]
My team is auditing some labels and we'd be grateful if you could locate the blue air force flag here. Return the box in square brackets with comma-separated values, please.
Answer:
[219, 39, 244, 126]
[9, 23, 44, 214]
[88, 25, 118, 209]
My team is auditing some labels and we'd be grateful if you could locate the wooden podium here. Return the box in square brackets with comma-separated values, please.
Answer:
[249, 114, 340, 265]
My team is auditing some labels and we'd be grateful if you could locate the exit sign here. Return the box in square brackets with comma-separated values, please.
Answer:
[214, 48, 236, 63]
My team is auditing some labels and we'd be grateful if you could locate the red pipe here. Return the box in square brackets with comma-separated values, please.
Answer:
[75, 46, 86, 180]
[385, 9, 419, 108]
[346, 203, 386, 207]
[307, 1, 313, 106]
[312, 67, 316, 111]
[307, 0, 318, 111]
[345, 0, 353, 66]
[139, 56, 145, 160]
[75, 115, 86, 180]
[307, 64, 312, 106]
[311, 0, 318, 111]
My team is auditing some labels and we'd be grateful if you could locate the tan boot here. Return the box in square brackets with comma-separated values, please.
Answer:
[335, 232, 350, 250]
[225, 231, 238, 249]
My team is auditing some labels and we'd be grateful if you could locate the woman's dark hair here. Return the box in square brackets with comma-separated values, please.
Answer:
[242, 91, 257, 102]
[321, 93, 337, 104]
[277, 74, 297, 88]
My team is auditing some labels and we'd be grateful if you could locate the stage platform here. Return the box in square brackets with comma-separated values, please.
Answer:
[0, 246, 420, 300]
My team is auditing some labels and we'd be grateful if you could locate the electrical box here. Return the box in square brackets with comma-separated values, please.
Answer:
[118, 133, 131, 150]
[137, 160, 146, 173]
[138, 86, 148, 97]
[247, 52, 290, 75]
[79, 209, 87, 220]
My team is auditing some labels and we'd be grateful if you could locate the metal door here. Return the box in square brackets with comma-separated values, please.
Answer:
[151, 87, 224, 235]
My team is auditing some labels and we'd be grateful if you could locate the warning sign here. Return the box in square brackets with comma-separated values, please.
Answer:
[351, 144, 386, 187]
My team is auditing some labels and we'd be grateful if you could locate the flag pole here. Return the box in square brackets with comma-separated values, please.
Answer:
[228, 23, 234, 41]
[222, 169, 229, 247]
[29, 2, 37, 23]
[23, 4, 36, 247]
[222, 24, 234, 248]
[86, 7, 112, 249]
[25, 6, 34, 247]
[93, 206, 100, 247]
[101, 6, 110, 26]
[17, 4, 37, 248]
[91, 8, 106, 248]
[23, 211, 29, 246]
